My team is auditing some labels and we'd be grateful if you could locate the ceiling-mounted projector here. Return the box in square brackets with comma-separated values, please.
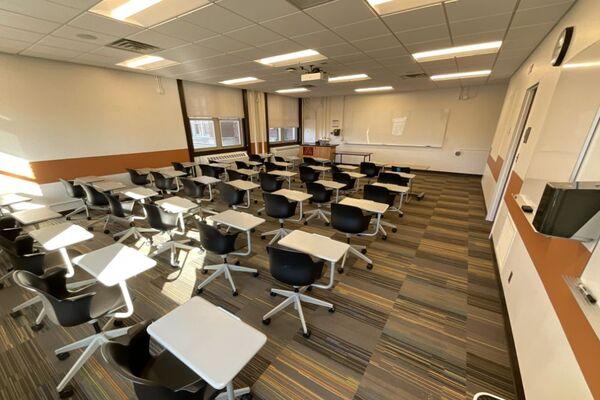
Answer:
[301, 71, 327, 82]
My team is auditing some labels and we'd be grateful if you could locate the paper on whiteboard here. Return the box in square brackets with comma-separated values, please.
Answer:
[392, 116, 408, 136]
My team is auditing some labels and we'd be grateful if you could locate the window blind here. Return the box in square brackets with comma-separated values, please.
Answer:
[183, 81, 244, 118]
[267, 94, 299, 128]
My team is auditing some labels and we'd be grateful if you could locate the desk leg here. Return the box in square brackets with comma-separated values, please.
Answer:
[214, 382, 251, 400]
[114, 281, 134, 319]
[288, 177, 292, 189]
[60, 247, 75, 278]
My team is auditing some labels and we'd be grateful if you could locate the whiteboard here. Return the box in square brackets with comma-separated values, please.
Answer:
[343, 97, 450, 147]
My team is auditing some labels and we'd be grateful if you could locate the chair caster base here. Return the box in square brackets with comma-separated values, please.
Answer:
[361, 248, 367, 254]
[328, 307, 335, 313]
[367, 263, 373, 270]
[302, 329, 311, 339]
[9, 310, 21, 318]
[232, 290, 239, 297]
[253, 271, 259, 277]
[392, 228, 397, 233]
[113, 320, 124, 328]
[57, 352, 70, 361]
[262, 318, 271, 325]
[59, 386, 74, 399]
[31, 323, 44, 332]
[103, 229, 110, 234]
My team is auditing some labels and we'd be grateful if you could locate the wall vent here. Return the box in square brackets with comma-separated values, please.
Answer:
[286, 0, 336, 10]
[106, 38, 161, 54]
[402, 73, 429, 79]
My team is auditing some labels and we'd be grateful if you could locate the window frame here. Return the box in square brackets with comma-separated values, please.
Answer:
[267, 126, 300, 148]
[188, 116, 248, 156]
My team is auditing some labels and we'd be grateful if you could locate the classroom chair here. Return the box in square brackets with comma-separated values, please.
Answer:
[199, 164, 222, 178]
[378, 172, 409, 186]
[363, 184, 398, 240]
[304, 182, 332, 226]
[264, 161, 285, 172]
[126, 169, 150, 187]
[171, 162, 193, 177]
[299, 165, 320, 187]
[80, 184, 110, 230]
[256, 172, 284, 213]
[302, 157, 317, 166]
[60, 179, 89, 220]
[360, 162, 382, 183]
[150, 172, 179, 196]
[227, 169, 248, 182]
[218, 182, 248, 209]
[331, 203, 373, 272]
[332, 172, 357, 192]
[102, 193, 154, 243]
[261, 193, 298, 245]
[235, 160, 252, 170]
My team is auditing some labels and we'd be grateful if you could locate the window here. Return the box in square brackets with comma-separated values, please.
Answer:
[268, 127, 298, 144]
[189, 117, 244, 152]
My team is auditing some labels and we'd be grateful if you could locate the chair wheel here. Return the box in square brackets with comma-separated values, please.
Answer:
[302, 329, 311, 339]
[86, 217, 91, 220]
[254, 200, 258, 204]
[113, 320, 124, 328]
[232, 290, 239, 296]
[328, 307, 335, 313]
[211, 199, 215, 202]
[367, 263, 373, 270]
[361, 248, 367, 254]
[382, 235, 387, 240]
[87, 227, 94, 232]
[270, 291, 277, 297]
[130, 222, 135, 227]
[103, 229, 110, 234]
[113, 237, 118, 241]
[57, 352, 70, 361]
[66, 216, 71, 221]
[304, 221, 308, 225]
[59, 386, 74, 399]
[257, 212, 261, 216]
[325, 222, 330, 226]
[240, 394, 253, 400]
[31, 323, 44, 331]
[251, 228, 256, 233]
[9, 310, 21, 318]
[261, 235, 265, 240]
[253, 271, 259, 277]
[392, 228, 397, 233]
[306, 286, 312, 291]
[262, 318, 271, 325]
[235, 260, 240, 265]
[337, 268, 344, 274]
[0, 282, 4, 289]
[196, 288, 203, 295]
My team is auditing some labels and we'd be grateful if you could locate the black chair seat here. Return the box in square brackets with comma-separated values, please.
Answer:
[263, 193, 297, 219]
[268, 245, 324, 287]
[331, 203, 372, 234]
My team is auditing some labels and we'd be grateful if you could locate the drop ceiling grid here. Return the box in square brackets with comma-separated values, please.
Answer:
[0, 0, 579, 96]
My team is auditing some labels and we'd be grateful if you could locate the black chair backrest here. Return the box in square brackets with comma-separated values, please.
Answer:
[235, 160, 250, 170]
[303, 157, 317, 165]
[150, 172, 176, 191]
[199, 164, 218, 178]
[5, 234, 45, 275]
[274, 156, 285, 162]
[264, 161, 283, 172]
[0, 216, 21, 245]
[331, 164, 341, 174]
[217, 182, 246, 207]
[391, 166, 411, 173]
[259, 172, 284, 193]
[127, 169, 149, 186]
[363, 184, 395, 206]
[142, 203, 179, 231]
[227, 169, 248, 181]
[171, 162, 189, 176]
[81, 184, 109, 206]
[267, 245, 324, 287]
[378, 172, 409, 186]
[263, 193, 297, 219]
[306, 182, 331, 203]
[195, 221, 239, 255]
[299, 166, 320, 183]
[331, 203, 372, 234]
[181, 178, 205, 199]
[248, 154, 263, 164]
[332, 172, 356, 190]
[60, 178, 85, 198]
[13, 269, 93, 327]
[103, 193, 127, 218]
[0, 215, 17, 230]
[360, 162, 381, 178]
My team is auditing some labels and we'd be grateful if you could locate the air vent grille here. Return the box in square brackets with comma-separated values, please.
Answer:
[107, 39, 161, 54]
[286, 0, 336, 10]
[402, 73, 429, 79]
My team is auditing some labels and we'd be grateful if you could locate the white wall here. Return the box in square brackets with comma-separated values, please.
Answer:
[0, 53, 186, 162]
[303, 84, 507, 174]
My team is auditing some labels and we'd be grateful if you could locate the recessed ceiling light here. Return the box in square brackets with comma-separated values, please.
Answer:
[220, 77, 264, 85]
[90, 0, 209, 27]
[328, 73, 370, 83]
[116, 55, 178, 70]
[355, 86, 394, 93]
[430, 70, 491, 81]
[563, 61, 600, 69]
[413, 41, 502, 62]
[368, 0, 450, 15]
[76, 33, 98, 40]
[276, 88, 309, 94]
[112, 0, 162, 20]
[256, 50, 327, 67]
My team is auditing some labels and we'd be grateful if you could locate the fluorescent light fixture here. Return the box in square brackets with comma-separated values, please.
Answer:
[430, 70, 492, 81]
[220, 77, 263, 85]
[563, 61, 600, 69]
[276, 88, 309, 94]
[367, 0, 392, 5]
[355, 86, 394, 93]
[368, 0, 449, 15]
[111, 0, 162, 20]
[413, 41, 502, 62]
[328, 73, 371, 83]
[256, 49, 327, 67]
[116, 55, 178, 70]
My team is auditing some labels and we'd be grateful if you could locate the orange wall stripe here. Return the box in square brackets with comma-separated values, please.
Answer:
[503, 172, 599, 397]
[20, 148, 189, 184]
[487, 154, 504, 181]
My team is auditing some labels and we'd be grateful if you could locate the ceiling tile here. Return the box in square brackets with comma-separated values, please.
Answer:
[382, 4, 445, 32]
[197, 35, 252, 52]
[332, 18, 389, 42]
[405, 38, 452, 53]
[156, 43, 222, 62]
[229, 46, 275, 61]
[0, 25, 44, 43]
[519, 0, 575, 8]
[304, 0, 375, 28]
[456, 53, 496, 70]
[419, 58, 457, 74]
[257, 39, 305, 55]
[292, 30, 344, 48]
[450, 13, 512, 37]
[151, 18, 217, 42]
[317, 42, 360, 57]
[226, 25, 283, 46]
[0, 9, 60, 33]
[182, 4, 253, 34]
[0, 37, 32, 53]
[0, 0, 82, 23]
[332, 52, 369, 64]
[512, 2, 573, 27]
[52, 25, 119, 45]
[352, 34, 400, 52]
[128, 29, 188, 49]
[452, 30, 505, 46]
[89, 45, 135, 60]
[37, 35, 100, 52]
[217, 0, 298, 23]
[22, 43, 82, 59]
[69, 12, 141, 37]
[445, 0, 517, 22]
[395, 24, 449, 45]
[72, 52, 120, 65]
[48, 0, 100, 9]
[261, 12, 324, 37]
[364, 45, 408, 59]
